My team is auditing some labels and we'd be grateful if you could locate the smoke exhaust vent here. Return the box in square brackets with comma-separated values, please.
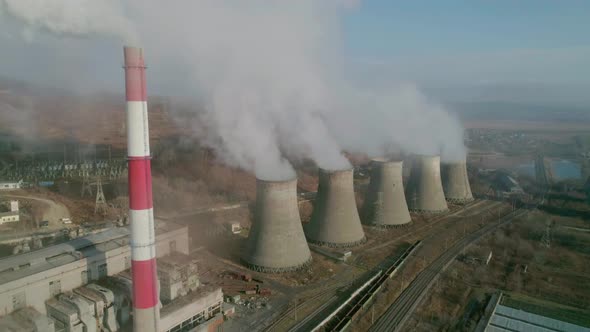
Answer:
[305, 168, 366, 247]
[441, 160, 474, 204]
[405, 155, 448, 214]
[123, 46, 160, 332]
[362, 159, 411, 227]
[242, 178, 312, 273]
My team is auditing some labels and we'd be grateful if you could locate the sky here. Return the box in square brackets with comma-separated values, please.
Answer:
[1, 0, 590, 105]
[341, 0, 590, 105]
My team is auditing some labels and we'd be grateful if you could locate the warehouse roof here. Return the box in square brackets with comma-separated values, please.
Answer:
[0, 220, 183, 285]
[487, 304, 590, 332]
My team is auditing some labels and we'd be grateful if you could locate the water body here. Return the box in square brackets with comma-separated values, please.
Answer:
[516, 160, 581, 180]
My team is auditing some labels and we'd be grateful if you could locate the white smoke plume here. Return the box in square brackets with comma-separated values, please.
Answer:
[132, 0, 353, 180]
[329, 83, 467, 161]
[0, 0, 138, 43]
[1, 0, 468, 179]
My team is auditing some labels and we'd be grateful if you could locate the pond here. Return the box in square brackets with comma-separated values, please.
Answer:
[516, 159, 581, 180]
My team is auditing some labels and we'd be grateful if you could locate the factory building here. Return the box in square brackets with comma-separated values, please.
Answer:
[0, 200, 19, 225]
[0, 307, 55, 331]
[0, 211, 19, 224]
[0, 220, 188, 317]
[157, 253, 201, 303]
[0, 180, 22, 190]
[107, 265, 225, 332]
[156, 286, 224, 332]
[0, 221, 228, 331]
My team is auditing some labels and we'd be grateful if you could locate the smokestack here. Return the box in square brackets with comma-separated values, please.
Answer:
[362, 159, 411, 227]
[405, 155, 448, 214]
[242, 178, 312, 273]
[441, 160, 474, 204]
[305, 168, 366, 247]
[123, 46, 159, 332]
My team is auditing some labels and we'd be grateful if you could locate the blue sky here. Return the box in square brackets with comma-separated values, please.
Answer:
[1, 0, 589, 105]
[339, 0, 590, 105]
[343, 0, 590, 57]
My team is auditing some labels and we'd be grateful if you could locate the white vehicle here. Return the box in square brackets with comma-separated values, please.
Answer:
[61, 218, 72, 224]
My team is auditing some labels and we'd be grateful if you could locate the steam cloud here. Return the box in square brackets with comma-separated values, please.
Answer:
[0, 0, 138, 43]
[1, 0, 467, 180]
[329, 83, 467, 162]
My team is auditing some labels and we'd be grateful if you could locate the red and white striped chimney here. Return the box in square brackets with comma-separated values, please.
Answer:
[123, 46, 159, 332]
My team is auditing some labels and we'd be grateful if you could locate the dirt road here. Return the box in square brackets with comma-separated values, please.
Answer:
[3, 194, 70, 228]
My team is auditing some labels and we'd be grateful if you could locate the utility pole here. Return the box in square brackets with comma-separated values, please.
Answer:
[95, 177, 107, 215]
[462, 219, 468, 254]
[541, 220, 553, 248]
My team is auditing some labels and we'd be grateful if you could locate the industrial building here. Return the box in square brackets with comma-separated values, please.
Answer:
[0, 180, 22, 190]
[406, 155, 449, 213]
[441, 160, 474, 204]
[0, 211, 19, 224]
[362, 159, 411, 227]
[243, 178, 312, 273]
[495, 173, 525, 195]
[0, 221, 228, 331]
[481, 293, 590, 332]
[0, 220, 187, 317]
[109, 263, 225, 332]
[0, 200, 19, 225]
[305, 168, 366, 247]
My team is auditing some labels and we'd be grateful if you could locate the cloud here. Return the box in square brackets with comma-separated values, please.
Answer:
[0, 0, 469, 181]
[0, 0, 138, 43]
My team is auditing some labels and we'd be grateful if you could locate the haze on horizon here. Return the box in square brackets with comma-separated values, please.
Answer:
[0, 0, 588, 179]
[0, 0, 588, 107]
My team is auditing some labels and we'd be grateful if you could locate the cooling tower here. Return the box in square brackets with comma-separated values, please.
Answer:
[362, 159, 411, 227]
[305, 168, 366, 247]
[242, 178, 312, 273]
[406, 155, 449, 214]
[123, 47, 159, 332]
[441, 160, 474, 204]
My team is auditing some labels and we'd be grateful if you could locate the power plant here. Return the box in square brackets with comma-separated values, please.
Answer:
[3, 5, 587, 332]
[124, 46, 160, 332]
[441, 160, 474, 204]
[405, 155, 449, 214]
[242, 178, 312, 273]
[305, 168, 366, 247]
[362, 159, 412, 227]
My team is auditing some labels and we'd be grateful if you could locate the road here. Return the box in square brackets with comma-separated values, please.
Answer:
[369, 208, 526, 332]
[3, 194, 70, 227]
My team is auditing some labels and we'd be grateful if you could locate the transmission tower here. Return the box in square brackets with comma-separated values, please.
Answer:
[541, 220, 553, 248]
[94, 177, 108, 215]
[81, 171, 93, 197]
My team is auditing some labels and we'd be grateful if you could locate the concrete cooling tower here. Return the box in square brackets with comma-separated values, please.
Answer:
[305, 168, 366, 247]
[405, 155, 449, 214]
[441, 160, 474, 204]
[242, 178, 312, 273]
[362, 159, 412, 227]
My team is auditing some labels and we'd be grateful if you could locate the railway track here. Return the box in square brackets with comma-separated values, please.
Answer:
[363, 199, 492, 254]
[264, 278, 354, 332]
[369, 208, 527, 332]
